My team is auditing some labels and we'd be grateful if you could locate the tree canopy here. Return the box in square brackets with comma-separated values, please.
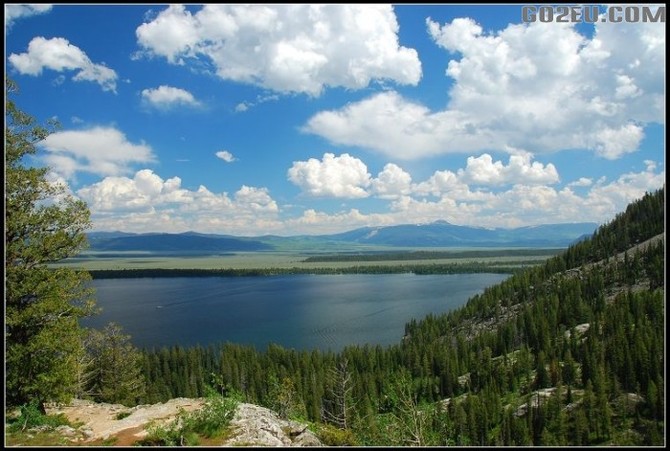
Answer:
[5, 78, 97, 408]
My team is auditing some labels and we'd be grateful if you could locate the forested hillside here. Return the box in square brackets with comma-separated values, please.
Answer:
[137, 188, 665, 446]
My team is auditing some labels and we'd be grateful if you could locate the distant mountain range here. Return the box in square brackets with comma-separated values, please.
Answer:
[321, 220, 598, 247]
[86, 221, 599, 253]
[86, 231, 272, 252]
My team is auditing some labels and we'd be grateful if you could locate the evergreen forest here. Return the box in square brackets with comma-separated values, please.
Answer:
[136, 187, 665, 446]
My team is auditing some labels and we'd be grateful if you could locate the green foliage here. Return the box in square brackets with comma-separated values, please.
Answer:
[115, 411, 132, 420]
[315, 423, 359, 446]
[186, 391, 239, 438]
[100, 436, 119, 446]
[140, 418, 191, 447]
[88, 261, 521, 279]
[7, 401, 71, 432]
[5, 79, 97, 408]
[304, 248, 561, 262]
[138, 392, 238, 446]
[267, 375, 307, 420]
[83, 323, 146, 406]
[382, 368, 431, 446]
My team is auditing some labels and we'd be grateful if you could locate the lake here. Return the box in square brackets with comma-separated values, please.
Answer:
[83, 273, 509, 352]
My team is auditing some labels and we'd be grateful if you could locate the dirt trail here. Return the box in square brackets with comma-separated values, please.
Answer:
[46, 398, 205, 445]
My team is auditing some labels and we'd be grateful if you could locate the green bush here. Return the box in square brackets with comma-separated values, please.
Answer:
[7, 401, 70, 432]
[115, 411, 132, 420]
[185, 395, 238, 439]
[139, 419, 185, 446]
[138, 392, 239, 446]
[316, 424, 358, 446]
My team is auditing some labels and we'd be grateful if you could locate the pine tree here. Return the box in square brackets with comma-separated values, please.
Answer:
[85, 323, 146, 406]
[5, 79, 97, 409]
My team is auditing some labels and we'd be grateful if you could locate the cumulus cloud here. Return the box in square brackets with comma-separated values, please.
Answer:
[567, 177, 593, 188]
[141, 85, 200, 109]
[303, 91, 481, 159]
[234, 185, 278, 212]
[305, 7, 663, 159]
[78, 169, 280, 235]
[289, 151, 561, 200]
[593, 123, 645, 159]
[38, 126, 155, 179]
[74, 158, 663, 236]
[5, 4, 52, 28]
[278, 160, 662, 235]
[371, 163, 412, 199]
[287, 153, 372, 198]
[216, 150, 237, 162]
[458, 152, 559, 186]
[412, 169, 465, 198]
[9, 36, 118, 92]
[135, 4, 421, 95]
[397, 163, 663, 229]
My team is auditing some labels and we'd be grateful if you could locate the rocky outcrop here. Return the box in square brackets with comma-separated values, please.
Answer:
[43, 398, 321, 446]
[222, 403, 321, 447]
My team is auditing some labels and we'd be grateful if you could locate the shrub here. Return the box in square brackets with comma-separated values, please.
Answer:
[316, 423, 358, 446]
[7, 401, 70, 432]
[138, 392, 239, 446]
[115, 411, 132, 420]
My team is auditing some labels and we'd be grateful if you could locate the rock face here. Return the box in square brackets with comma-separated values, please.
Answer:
[222, 403, 321, 447]
[44, 398, 321, 446]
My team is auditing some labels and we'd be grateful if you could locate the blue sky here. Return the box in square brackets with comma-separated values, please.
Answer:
[5, 4, 665, 236]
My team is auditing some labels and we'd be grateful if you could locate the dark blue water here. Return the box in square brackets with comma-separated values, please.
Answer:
[82, 273, 509, 351]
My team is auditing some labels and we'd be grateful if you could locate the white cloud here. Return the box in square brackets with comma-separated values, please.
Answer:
[9, 36, 118, 92]
[78, 169, 280, 235]
[304, 91, 479, 159]
[38, 126, 155, 179]
[412, 169, 465, 198]
[305, 7, 663, 159]
[141, 85, 200, 109]
[593, 123, 645, 160]
[287, 153, 372, 198]
[234, 93, 279, 113]
[5, 4, 52, 28]
[285, 208, 391, 235]
[644, 160, 657, 171]
[458, 152, 559, 186]
[567, 177, 593, 188]
[278, 152, 664, 233]
[289, 151, 560, 200]
[216, 150, 237, 163]
[74, 159, 664, 236]
[371, 163, 412, 199]
[234, 185, 279, 213]
[378, 164, 663, 230]
[135, 4, 421, 96]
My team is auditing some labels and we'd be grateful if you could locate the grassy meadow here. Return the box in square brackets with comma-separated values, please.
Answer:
[52, 248, 561, 272]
